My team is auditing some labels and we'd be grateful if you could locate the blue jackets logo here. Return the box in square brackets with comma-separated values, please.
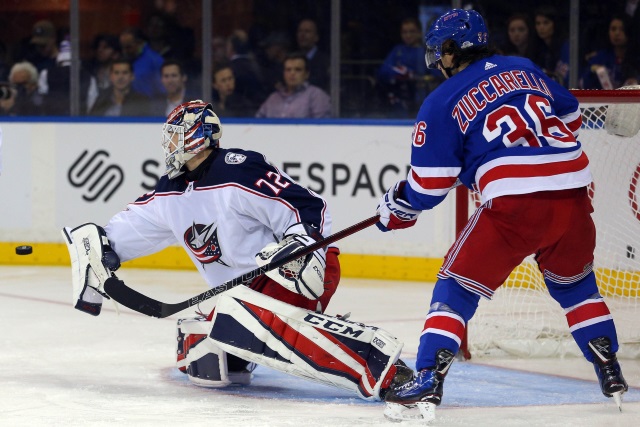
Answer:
[183, 221, 227, 265]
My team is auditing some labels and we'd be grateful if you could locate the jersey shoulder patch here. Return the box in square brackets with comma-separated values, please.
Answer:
[224, 152, 247, 165]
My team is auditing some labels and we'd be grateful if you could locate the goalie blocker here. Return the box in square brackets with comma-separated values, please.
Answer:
[177, 285, 404, 400]
[61, 223, 121, 316]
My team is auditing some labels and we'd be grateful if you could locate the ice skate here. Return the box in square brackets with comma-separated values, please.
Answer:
[226, 354, 257, 385]
[383, 349, 455, 423]
[379, 359, 415, 400]
[588, 337, 628, 411]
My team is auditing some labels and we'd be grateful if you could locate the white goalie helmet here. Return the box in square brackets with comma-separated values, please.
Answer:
[162, 100, 223, 179]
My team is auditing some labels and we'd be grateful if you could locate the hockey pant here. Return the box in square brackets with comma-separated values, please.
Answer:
[248, 247, 341, 312]
[417, 188, 619, 369]
[179, 285, 403, 401]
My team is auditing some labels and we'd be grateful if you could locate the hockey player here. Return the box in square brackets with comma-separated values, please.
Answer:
[62, 100, 409, 401]
[375, 9, 629, 422]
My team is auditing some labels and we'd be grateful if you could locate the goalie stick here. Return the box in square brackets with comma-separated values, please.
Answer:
[103, 215, 380, 318]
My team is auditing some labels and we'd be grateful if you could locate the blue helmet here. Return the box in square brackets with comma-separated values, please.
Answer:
[425, 9, 488, 69]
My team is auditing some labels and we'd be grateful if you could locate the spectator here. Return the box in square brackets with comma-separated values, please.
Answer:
[0, 61, 44, 116]
[256, 52, 330, 118]
[295, 19, 330, 92]
[211, 63, 253, 117]
[530, 6, 570, 86]
[501, 13, 534, 58]
[614, 0, 640, 44]
[226, 29, 265, 110]
[152, 60, 197, 116]
[211, 35, 228, 70]
[259, 31, 292, 93]
[86, 34, 121, 92]
[151, 0, 196, 65]
[376, 17, 433, 118]
[89, 59, 150, 117]
[581, 15, 640, 89]
[0, 41, 9, 81]
[145, 12, 174, 58]
[27, 20, 58, 73]
[119, 27, 165, 98]
[16, 20, 60, 101]
[39, 38, 95, 115]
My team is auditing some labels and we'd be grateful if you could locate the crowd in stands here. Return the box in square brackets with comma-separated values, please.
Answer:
[0, 1, 639, 119]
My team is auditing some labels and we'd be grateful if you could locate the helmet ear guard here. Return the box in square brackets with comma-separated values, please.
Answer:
[162, 100, 223, 179]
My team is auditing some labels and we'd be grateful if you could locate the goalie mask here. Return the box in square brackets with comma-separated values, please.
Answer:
[162, 100, 223, 179]
[425, 9, 487, 70]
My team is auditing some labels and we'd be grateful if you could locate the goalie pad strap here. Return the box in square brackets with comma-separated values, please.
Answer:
[208, 285, 403, 401]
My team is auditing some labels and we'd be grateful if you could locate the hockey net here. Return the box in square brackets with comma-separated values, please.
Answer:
[461, 88, 640, 359]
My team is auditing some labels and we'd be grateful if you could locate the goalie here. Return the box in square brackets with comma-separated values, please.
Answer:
[61, 100, 410, 401]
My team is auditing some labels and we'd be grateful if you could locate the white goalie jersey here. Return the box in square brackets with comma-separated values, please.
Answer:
[104, 148, 332, 288]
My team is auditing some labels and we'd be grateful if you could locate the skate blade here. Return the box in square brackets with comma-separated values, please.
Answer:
[383, 402, 436, 423]
[612, 391, 623, 411]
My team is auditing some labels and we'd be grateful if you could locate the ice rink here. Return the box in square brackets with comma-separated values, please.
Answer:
[1, 265, 639, 426]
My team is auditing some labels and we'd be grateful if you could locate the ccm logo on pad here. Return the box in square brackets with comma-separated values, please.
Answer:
[304, 313, 365, 338]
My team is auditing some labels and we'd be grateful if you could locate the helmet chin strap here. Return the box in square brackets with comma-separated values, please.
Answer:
[436, 59, 455, 79]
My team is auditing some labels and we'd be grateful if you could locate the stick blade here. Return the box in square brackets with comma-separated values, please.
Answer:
[104, 277, 164, 318]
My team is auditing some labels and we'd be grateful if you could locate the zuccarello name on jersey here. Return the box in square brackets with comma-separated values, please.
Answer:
[452, 67, 553, 133]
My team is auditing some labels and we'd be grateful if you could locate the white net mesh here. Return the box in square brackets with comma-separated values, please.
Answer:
[467, 93, 640, 359]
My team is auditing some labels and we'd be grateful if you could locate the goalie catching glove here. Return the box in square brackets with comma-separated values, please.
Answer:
[61, 223, 121, 316]
[376, 180, 421, 232]
[255, 223, 326, 300]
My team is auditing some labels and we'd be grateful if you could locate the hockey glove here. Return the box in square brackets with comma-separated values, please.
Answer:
[376, 180, 421, 232]
[61, 223, 121, 316]
[255, 223, 326, 300]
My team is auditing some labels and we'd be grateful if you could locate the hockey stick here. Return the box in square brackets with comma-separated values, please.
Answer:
[103, 215, 380, 318]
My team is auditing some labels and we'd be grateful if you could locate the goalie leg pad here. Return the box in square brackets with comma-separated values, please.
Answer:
[61, 224, 120, 316]
[208, 285, 403, 401]
[176, 316, 253, 387]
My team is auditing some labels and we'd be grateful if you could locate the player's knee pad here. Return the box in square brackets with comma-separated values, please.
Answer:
[431, 277, 480, 322]
[176, 316, 254, 388]
[544, 270, 599, 309]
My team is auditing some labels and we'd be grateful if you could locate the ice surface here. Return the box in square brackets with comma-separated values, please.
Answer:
[0, 266, 638, 426]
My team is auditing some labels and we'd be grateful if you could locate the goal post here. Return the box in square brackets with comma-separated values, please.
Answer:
[458, 88, 640, 360]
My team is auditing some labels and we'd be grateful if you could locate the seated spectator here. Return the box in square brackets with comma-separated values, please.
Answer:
[376, 17, 434, 117]
[0, 61, 44, 116]
[295, 18, 330, 92]
[581, 15, 640, 89]
[226, 29, 265, 110]
[256, 52, 330, 118]
[86, 34, 121, 92]
[259, 31, 292, 93]
[211, 63, 253, 117]
[27, 20, 59, 73]
[530, 6, 570, 86]
[501, 13, 534, 58]
[211, 35, 228, 69]
[89, 59, 150, 116]
[150, 0, 196, 65]
[119, 27, 165, 98]
[145, 12, 174, 58]
[39, 38, 95, 115]
[614, 0, 640, 45]
[152, 60, 197, 116]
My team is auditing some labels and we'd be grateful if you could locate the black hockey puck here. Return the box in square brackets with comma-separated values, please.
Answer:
[15, 245, 33, 255]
